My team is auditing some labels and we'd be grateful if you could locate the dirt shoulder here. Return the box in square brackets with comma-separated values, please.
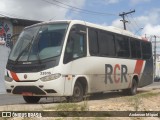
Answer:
[88, 88, 160, 111]
[0, 87, 160, 120]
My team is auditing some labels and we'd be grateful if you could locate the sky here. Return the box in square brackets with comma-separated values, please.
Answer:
[0, 0, 160, 39]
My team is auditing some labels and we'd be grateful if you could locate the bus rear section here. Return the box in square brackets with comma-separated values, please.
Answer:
[87, 26, 153, 95]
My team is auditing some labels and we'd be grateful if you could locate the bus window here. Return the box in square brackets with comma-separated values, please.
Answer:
[130, 39, 141, 59]
[116, 36, 130, 58]
[88, 28, 98, 55]
[64, 25, 86, 64]
[99, 31, 115, 57]
[141, 41, 152, 59]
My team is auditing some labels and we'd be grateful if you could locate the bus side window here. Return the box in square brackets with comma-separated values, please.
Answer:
[116, 36, 130, 58]
[64, 25, 86, 64]
[130, 39, 141, 59]
[88, 28, 99, 55]
[141, 41, 152, 59]
[99, 31, 115, 57]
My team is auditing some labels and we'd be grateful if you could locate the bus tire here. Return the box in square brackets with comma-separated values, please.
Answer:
[23, 96, 40, 103]
[67, 81, 84, 102]
[123, 79, 138, 95]
[130, 79, 138, 95]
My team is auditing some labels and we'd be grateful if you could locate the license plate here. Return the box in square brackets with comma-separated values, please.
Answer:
[22, 92, 33, 96]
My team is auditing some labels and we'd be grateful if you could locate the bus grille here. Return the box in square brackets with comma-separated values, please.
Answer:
[12, 86, 46, 95]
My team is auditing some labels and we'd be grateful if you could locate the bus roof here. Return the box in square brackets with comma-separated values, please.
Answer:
[25, 20, 141, 39]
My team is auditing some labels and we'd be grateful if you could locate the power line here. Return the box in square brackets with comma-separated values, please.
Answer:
[126, 15, 142, 36]
[41, 0, 117, 16]
[126, 15, 138, 30]
[130, 13, 141, 30]
[42, 0, 72, 11]
[52, 0, 117, 16]
[1, 0, 118, 22]
[42, 0, 98, 16]
[129, 13, 144, 35]
[42, 0, 101, 17]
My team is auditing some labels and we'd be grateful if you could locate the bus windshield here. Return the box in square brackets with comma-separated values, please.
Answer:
[9, 23, 68, 62]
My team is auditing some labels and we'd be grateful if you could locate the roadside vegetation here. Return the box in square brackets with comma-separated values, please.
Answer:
[1, 89, 160, 120]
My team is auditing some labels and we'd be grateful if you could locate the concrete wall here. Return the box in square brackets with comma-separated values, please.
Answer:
[0, 45, 10, 94]
[0, 19, 12, 94]
[155, 56, 160, 78]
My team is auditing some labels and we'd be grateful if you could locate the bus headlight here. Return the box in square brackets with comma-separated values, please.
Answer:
[5, 76, 13, 82]
[40, 73, 61, 82]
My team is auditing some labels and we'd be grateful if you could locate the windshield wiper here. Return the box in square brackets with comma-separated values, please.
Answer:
[15, 42, 31, 64]
[15, 37, 34, 64]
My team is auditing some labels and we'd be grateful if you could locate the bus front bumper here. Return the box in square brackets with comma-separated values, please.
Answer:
[4, 77, 66, 97]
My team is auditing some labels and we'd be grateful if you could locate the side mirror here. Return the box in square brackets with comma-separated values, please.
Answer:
[70, 25, 86, 34]
[71, 29, 86, 35]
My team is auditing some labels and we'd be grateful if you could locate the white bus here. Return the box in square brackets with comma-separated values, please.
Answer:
[5, 20, 153, 103]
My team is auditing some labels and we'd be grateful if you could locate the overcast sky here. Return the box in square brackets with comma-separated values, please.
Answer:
[0, 0, 160, 39]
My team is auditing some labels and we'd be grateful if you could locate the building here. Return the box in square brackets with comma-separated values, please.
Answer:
[0, 16, 41, 93]
[0, 16, 41, 45]
[155, 55, 160, 81]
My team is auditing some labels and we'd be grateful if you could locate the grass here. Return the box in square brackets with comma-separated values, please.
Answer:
[130, 96, 142, 111]
[126, 90, 160, 101]
[53, 101, 88, 111]
[136, 92, 160, 98]
[127, 90, 160, 111]
[43, 96, 89, 111]
[55, 103, 83, 111]
[42, 99, 89, 117]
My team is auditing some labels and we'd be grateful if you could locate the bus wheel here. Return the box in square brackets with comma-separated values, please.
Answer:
[123, 79, 138, 95]
[130, 79, 138, 95]
[23, 96, 40, 103]
[67, 81, 83, 102]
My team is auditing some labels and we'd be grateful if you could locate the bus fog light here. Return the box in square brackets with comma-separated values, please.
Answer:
[4, 76, 13, 82]
[40, 73, 61, 82]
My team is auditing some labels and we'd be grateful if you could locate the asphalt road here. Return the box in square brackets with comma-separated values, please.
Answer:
[0, 82, 160, 106]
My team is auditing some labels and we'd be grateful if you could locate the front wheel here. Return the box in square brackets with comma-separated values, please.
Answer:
[23, 96, 41, 103]
[67, 81, 84, 102]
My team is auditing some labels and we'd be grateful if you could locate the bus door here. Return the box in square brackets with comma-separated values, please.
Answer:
[63, 24, 87, 95]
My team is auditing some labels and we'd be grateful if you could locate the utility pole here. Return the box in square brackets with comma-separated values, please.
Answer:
[119, 10, 135, 30]
[154, 35, 157, 78]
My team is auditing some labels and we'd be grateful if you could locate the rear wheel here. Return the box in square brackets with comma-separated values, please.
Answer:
[123, 79, 138, 95]
[130, 79, 138, 95]
[67, 81, 84, 102]
[23, 96, 40, 103]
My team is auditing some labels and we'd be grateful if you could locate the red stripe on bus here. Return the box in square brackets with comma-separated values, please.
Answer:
[10, 71, 19, 81]
[134, 60, 144, 75]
